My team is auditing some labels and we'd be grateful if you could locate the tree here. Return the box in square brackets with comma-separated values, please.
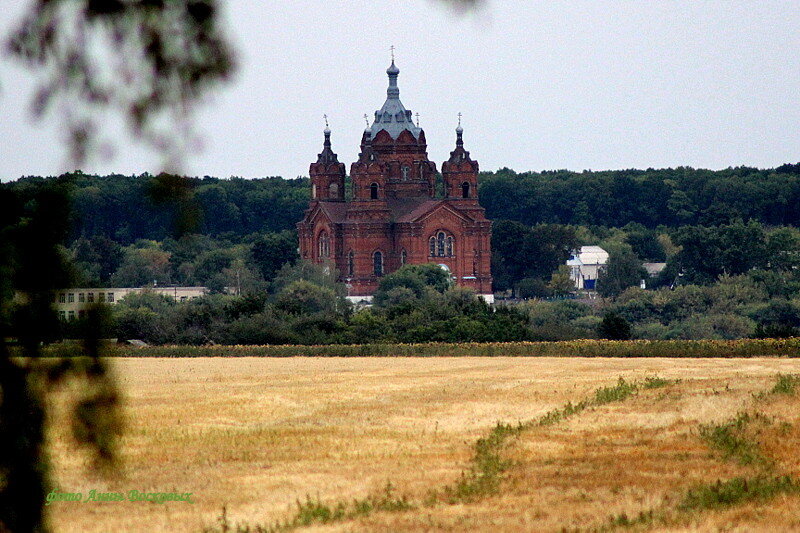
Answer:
[373, 264, 451, 307]
[597, 249, 646, 298]
[8, 0, 235, 166]
[1, 180, 121, 532]
[491, 220, 578, 291]
[109, 244, 173, 287]
[547, 265, 575, 296]
[274, 280, 343, 316]
[597, 311, 632, 340]
[3, 1, 236, 530]
[672, 222, 769, 284]
[71, 235, 123, 285]
[251, 231, 298, 281]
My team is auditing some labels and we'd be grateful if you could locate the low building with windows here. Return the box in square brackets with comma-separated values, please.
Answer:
[297, 59, 493, 303]
[567, 246, 609, 290]
[53, 286, 207, 320]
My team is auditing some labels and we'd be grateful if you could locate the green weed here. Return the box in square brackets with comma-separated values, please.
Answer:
[594, 377, 638, 404]
[204, 482, 412, 533]
[679, 476, 799, 511]
[771, 374, 800, 395]
[698, 412, 768, 466]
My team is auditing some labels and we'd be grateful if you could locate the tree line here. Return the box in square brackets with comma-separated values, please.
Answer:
[7, 164, 800, 244]
[4, 166, 800, 342]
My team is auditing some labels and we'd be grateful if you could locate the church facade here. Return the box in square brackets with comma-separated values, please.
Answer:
[297, 61, 493, 302]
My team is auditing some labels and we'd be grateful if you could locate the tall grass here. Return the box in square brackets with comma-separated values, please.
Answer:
[443, 377, 673, 503]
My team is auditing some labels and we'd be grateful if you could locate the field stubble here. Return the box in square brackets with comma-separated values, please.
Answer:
[44, 356, 800, 532]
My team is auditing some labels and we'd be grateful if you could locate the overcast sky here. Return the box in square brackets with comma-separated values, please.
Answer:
[1, 1, 799, 182]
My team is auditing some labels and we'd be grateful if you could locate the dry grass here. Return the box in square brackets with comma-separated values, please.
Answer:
[44, 357, 800, 532]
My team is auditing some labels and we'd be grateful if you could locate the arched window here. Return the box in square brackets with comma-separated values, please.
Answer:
[329, 182, 339, 198]
[373, 251, 383, 277]
[370, 182, 379, 200]
[318, 231, 330, 258]
[312, 184, 317, 199]
[462, 182, 470, 198]
[347, 250, 354, 277]
[436, 231, 446, 257]
[400, 249, 407, 265]
[401, 166, 410, 181]
[430, 231, 455, 257]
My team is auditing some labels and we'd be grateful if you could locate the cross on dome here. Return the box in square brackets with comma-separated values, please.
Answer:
[368, 58, 421, 140]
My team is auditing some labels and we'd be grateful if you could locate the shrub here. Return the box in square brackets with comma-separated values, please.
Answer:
[597, 311, 632, 340]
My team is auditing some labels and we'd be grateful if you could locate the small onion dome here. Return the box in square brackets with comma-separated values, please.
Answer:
[386, 60, 399, 76]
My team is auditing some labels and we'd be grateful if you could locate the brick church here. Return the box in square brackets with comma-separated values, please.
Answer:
[297, 60, 493, 302]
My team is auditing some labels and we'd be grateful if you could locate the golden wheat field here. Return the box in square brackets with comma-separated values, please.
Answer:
[45, 356, 800, 532]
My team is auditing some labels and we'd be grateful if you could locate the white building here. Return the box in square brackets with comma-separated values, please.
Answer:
[52, 286, 208, 321]
[566, 246, 609, 290]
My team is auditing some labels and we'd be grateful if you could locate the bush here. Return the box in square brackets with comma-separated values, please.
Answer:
[597, 311, 632, 340]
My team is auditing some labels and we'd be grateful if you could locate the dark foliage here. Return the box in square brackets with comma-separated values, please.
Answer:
[0, 180, 120, 532]
[597, 311, 633, 340]
[479, 165, 800, 228]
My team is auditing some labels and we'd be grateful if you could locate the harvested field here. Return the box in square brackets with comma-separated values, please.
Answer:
[45, 357, 800, 532]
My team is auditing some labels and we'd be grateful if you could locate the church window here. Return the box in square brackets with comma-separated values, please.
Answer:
[400, 249, 407, 265]
[329, 182, 339, 198]
[437, 231, 446, 257]
[430, 231, 455, 257]
[382, 112, 391, 123]
[370, 182, 379, 200]
[401, 165, 409, 180]
[373, 251, 384, 277]
[462, 182, 470, 198]
[318, 231, 330, 258]
[348, 250, 355, 277]
[312, 184, 317, 199]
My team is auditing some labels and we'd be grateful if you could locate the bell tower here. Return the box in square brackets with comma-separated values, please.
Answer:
[309, 119, 345, 201]
[441, 116, 479, 203]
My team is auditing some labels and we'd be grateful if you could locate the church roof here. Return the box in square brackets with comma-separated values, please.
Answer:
[369, 60, 423, 140]
[313, 198, 471, 225]
[387, 198, 439, 222]
[316, 201, 348, 223]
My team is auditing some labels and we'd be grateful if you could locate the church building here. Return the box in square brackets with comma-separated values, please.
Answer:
[297, 60, 493, 302]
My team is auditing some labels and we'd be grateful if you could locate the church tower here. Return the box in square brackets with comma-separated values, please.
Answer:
[309, 122, 345, 201]
[353, 60, 438, 200]
[441, 118, 479, 203]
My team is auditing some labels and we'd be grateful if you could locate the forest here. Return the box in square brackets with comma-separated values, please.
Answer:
[4, 163, 800, 343]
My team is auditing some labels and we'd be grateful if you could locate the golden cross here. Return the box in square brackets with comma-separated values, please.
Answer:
[363, 113, 370, 127]
[457, 112, 462, 127]
[415, 112, 420, 127]
[390, 45, 395, 62]
[323, 114, 329, 128]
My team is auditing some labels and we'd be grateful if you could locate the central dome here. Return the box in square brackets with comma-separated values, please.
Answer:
[369, 60, 423, 140]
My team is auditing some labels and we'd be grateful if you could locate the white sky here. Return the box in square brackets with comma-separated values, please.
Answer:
[1, 1, 799, 181]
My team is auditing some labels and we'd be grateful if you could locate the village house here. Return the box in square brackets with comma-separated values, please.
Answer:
[566, 246, 609, 290]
